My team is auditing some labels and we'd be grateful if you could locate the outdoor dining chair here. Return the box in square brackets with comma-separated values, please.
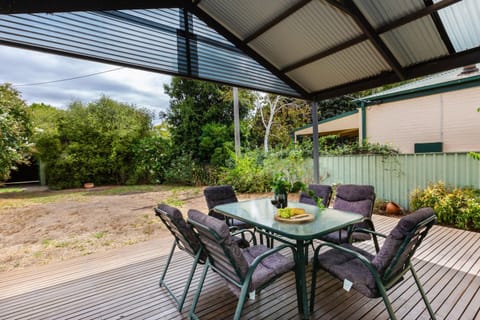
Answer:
[204, 185, 251, 228]
[154, 204, 207, 312]
[187, 209, 295, 320]
[310, 207, 437, 320]
[320, 184, 379, 251]
[299, 184, 332, 207]
[204, 185, 254, 246]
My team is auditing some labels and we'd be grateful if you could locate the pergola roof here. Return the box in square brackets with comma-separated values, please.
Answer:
[1, 0, 479, 101]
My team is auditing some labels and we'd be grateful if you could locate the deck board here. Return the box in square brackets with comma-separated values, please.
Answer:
[1, 215, 480, 319]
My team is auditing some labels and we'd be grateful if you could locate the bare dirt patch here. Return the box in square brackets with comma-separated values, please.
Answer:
[0, 185, 267, 273]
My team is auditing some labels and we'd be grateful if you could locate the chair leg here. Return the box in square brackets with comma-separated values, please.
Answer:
[234, 279, 252, 320]
[189, 262, 209, 320]
[159, 242, 176, 287]
[377, 283, 397, 320]
[410, 266, 436, 319]
[160, 242, 201, 312]
[177, 249, 202, 312]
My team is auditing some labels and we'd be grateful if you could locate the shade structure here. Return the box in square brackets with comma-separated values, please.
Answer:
[1, 0, 479, 100]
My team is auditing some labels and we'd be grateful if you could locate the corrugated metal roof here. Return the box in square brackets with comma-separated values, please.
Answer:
[435, 0, 480, 51]
[198, 0, 295, 40]
[287, 41, 391, 92]
[1, 1, 480, 100]
[363, 64, 480, 100]
[249, 1, 362, 69]
[381, 17, 449, 67]
[0, 8, 299, 97]
[354, 0, 424, 29]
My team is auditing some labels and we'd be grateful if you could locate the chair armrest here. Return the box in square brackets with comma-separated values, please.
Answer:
[353, 228, 387, 238]
[229, 226, 240, 232]
[231, 229, 257, 245]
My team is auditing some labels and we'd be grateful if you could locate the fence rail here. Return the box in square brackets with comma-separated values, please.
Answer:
[316, 153, 480, 209]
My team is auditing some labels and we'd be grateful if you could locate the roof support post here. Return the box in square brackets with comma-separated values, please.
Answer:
[233, 87, 241, 159]
[311, 100, 320, 183]
[360, 101, 366, 144]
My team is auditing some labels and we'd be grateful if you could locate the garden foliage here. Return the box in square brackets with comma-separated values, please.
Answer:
[410, 181, 480, 230]
[0, 84, 32, 180]
[219, 142, 313, 193]
[31, 97, 153, 189]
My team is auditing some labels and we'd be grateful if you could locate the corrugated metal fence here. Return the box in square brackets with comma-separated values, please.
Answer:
[316, 153, 480, 210]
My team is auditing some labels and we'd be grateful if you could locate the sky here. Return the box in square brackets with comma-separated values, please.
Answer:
[0, 45, 172, 123]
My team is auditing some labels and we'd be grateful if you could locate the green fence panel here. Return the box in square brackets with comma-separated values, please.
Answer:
[315, 153, 480, 210]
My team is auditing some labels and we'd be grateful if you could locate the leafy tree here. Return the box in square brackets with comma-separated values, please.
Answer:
[0, 83, 32, 180]
[317, 95, 358, 121]
[162, 77, 253, 165]
[132, 125, 172, 184]
[199, 123, 234, 167]
[250, 93, 311, 152]
[32, 96, 152, 188]
[29, 103, 64, 164]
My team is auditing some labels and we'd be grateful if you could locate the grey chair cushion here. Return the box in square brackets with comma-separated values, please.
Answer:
[321, 229, 371, 244]
[188, 209, 249, 276]
[333, 198, 373, 218]
[224, 245, 295, 296]
[204, 185, 239, 209]
[156, 204, 205, 259]
[204, 185, 253, 231]
[315, 244, 378, 298]
[390, 207, 435, 239]
[322, 184, 375, 243]
[334, 184, 375, 202]
[372, 207, 435, 274]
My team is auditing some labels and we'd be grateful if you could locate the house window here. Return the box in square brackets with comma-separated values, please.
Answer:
[414, 142, 443, 153]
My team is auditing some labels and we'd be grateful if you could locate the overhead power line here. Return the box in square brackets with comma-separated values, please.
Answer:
[13, 67, 124, 87]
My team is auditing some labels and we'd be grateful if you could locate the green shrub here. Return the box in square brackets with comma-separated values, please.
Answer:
[410, 181, 480, 230]
[219, 143, 314, 193]
[219, 150, 270, 192]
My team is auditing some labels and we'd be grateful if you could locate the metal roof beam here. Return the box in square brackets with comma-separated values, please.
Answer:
[326, 0, 405, 80]
[0, 0, 184, 14]
[283, 0, 460, 73]
[311, 45, 480, 100]
[243, 0, 311, 43]
[187, 3, 309, 98]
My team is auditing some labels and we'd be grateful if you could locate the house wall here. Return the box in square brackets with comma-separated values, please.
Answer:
[365, 86, 480, 153]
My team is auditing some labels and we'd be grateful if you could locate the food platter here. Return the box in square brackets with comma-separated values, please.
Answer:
[274, 208, 315, 223]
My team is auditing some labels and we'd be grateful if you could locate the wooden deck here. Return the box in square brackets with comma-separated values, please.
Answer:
[1, 215, 480, 319]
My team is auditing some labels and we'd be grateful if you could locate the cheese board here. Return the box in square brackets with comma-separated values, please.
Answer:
[274, 208, 315, 223]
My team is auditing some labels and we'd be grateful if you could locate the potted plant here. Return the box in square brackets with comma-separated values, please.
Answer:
[270, 173, 304, 208]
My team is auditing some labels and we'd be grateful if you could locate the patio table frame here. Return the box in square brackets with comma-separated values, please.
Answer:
[214, 198, 364, 319]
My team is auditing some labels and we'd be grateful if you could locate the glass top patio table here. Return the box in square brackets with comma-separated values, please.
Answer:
[214, 198, 363, 240]
[214, 198, 364, 319]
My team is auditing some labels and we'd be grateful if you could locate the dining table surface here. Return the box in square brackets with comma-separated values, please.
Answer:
[214, 197, 364, 319]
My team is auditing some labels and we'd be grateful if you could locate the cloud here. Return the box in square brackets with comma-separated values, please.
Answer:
[0, 46, 172, 121]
